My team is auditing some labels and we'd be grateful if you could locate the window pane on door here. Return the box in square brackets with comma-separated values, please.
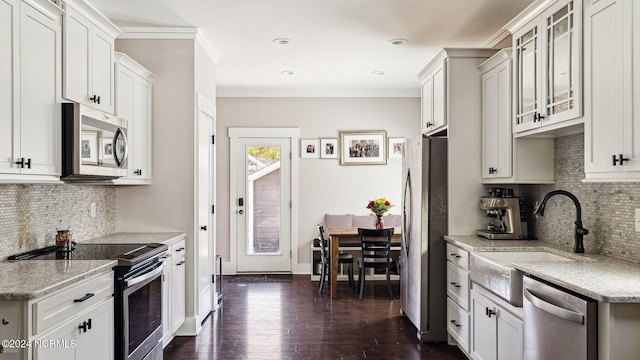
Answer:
[247, 146, 281, 254]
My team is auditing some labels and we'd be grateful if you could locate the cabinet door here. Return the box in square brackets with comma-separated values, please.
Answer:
[170, 258, 186, 333]
[19, 0, 60, 176]
[513, 19, 541, 133]
[470, 290, 497, 360]
[624, 0, 640, 172]
[0, 0, 19, 174]
[421, 75, 433, 133]
[131, 77, 152, 180]
[497, 307, 523, 360]
[91, 26, 114, 114]
[584, 0, 626, 173]
[62, 6, 91, 106]
[541, 0, 582, 125]
[75, 299, 114, 360]
[481, 61, 512, 179]
[34, 300, 114, 360]
[431, 62, 447, 132]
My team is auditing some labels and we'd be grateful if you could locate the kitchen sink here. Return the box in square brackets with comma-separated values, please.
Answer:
[470, 251, 575, 306]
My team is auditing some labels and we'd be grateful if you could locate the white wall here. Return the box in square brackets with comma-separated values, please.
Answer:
[217, 97, 420, 272]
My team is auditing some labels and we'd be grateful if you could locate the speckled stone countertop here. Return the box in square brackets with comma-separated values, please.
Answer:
[0, 260, 116, 300]
[0, 232, 186, 301]
[445, 235, 640, 303]
[81, 232, 186, 245]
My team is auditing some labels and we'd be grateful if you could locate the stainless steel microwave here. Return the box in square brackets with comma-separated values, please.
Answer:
[61, 103, 128, 181]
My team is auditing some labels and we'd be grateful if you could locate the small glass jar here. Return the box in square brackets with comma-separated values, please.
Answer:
[55, 230, 74, 252]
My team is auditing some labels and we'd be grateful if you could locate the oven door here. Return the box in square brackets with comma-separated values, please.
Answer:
[121, 262, 163, 360]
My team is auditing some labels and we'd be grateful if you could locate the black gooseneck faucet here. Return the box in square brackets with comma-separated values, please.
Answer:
[533, 190, 589, 253]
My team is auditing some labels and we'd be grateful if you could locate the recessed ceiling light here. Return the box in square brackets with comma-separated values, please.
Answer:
[281, 70, 295, 75]
[388, 38, 408, 46]
[273, 38, 291, 45]
[371, 71, 385, 76]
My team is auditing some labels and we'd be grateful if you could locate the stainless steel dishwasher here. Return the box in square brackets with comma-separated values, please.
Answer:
[523, 275, 597, 360]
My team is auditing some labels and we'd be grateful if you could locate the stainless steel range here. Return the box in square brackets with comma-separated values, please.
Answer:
[9, 243, 168, 360]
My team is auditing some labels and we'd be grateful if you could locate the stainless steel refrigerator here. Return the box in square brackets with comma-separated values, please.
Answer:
[400, 135, 448, 342]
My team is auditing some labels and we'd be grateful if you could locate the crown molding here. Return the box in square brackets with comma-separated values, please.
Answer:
[118, 27, 219, 64]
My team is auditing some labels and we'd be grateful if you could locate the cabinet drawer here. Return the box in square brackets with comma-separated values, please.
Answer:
[33, 271, 114, 335]
[446, 243, 469, 270]
[447, 297, 469, 353]
[170, 239, 186, 260]
[447, 262, 470, 311]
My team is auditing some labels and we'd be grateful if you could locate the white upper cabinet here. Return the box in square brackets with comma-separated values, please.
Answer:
[62, 0, 121, 114]
[583, 0, 640, 180]
[479, 50, 555, 184]
[419, 48, 498, 137]
[0, 0, 62, 182]
[420, 60, 447, 135]
[113, 52, 155, 185]
[509, 0, 583, 135]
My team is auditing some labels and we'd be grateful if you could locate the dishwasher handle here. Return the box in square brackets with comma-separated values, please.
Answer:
[524, 288, 584, 324]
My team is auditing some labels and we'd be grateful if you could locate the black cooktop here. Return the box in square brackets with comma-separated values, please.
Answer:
[8, 243, 168, 267]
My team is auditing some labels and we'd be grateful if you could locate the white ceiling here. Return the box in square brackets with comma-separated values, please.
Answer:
[90, 0, 535, 97]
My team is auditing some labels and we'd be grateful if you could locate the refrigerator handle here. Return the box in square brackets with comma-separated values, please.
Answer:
[524, 288, 585, 324]
[402, 170, 411, 255]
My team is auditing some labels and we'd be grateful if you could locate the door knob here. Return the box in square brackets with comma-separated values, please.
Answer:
[201, 225, 207, 231]
[238, 210, 244, 214]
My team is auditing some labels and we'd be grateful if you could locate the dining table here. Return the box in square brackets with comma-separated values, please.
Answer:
[325, 226, 402, 299]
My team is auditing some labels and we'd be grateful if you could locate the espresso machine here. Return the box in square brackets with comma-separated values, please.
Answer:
[476, 188, 529, 240]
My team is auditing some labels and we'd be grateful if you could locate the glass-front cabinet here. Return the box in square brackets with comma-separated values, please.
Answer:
[512, 0, 582, 134]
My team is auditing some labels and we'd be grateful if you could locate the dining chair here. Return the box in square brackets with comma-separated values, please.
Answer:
[357, 228, 395, 300]
[317, 225, 356, 294]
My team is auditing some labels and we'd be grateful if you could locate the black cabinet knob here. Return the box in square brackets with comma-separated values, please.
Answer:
[90, 95, 101, 104]
[488, 167, 497, 174]
[201, 225, 207, 231]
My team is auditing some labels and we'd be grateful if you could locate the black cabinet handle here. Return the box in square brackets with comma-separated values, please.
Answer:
[533, 112, 545, 122]
[450, 319, 461, 327]
[78, 321, 88, 333]
[175, 247, 185, 252]
[73, 293, 95, 303]
[15, 158, 28, 168]
[134, 169, 142, 176]
[425, 122, 433, 128]
[486, 307, 496, 318]
[177, 260, 185, 266]
[449, 253, 461, 259]
[90, 95, 101, 104]
[488, 167, 497, 174]
[450, 282, 461, 288]
[201, 225, 207, 231]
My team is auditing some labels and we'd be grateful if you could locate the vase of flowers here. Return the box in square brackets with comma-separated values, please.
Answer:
[367, 198, 392, 229]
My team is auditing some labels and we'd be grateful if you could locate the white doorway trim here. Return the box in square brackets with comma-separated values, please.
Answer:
[228, 127, 300, 274]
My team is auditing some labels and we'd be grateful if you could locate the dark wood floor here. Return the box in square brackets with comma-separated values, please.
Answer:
[164, 275, 467, 359]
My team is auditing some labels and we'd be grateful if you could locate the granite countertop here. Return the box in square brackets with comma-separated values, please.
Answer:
[0, 232, 186, 301]
[0, 260, 116, 300]
[445, 235, 640, 303]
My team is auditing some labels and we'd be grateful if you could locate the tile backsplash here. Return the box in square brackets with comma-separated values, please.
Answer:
[0, 184, 116, 260]
[521, 133, 640, 264]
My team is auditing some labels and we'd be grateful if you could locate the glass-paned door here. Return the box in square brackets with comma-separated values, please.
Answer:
[546, 1, 576, 116]
[515, 25, 539, 131]
[237, 138, 291, 272]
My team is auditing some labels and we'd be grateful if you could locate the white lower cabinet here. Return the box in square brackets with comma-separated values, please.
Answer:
[162, 238, 186, 347]
[470, 287, 523, 360]
[446, 242, 471, 355]
[0, 271, 114, 360]
[34, 299, 113, 360]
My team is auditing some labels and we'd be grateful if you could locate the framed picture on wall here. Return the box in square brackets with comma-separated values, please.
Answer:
[339, 130, 387, 165]
[388, 138, 405, 159]
[301, 139, 320, 158]
[320, 138, 338, 159]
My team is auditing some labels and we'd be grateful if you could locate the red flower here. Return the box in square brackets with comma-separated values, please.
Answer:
[367, 201, 374, 209]
[385, 201, 390, 206]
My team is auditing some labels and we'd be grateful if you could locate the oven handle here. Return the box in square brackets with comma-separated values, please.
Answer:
[125, 263, 163, 288]
[524, 288, 584, 324]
